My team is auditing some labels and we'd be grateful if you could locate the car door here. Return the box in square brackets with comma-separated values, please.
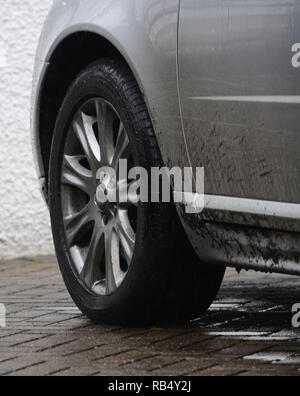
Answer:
[178, 0, 300, 224]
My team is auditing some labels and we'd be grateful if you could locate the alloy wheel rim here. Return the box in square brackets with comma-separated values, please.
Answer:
[61, 98, 137, 296]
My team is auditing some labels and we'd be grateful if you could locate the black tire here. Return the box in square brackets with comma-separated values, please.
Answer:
[49, 58, 225, 325]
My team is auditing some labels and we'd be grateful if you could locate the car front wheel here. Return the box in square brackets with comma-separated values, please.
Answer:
[49, 58, 225, 325]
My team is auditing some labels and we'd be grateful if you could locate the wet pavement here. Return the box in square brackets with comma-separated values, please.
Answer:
[0, 255, 300, 376]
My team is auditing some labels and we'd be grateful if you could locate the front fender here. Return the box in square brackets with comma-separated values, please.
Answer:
[31, 0, 191, 183]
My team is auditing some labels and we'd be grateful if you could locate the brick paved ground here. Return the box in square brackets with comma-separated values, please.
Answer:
[0, 255, 300, 376]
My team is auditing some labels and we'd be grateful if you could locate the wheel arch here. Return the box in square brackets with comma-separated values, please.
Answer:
[37, 31, 137, 199]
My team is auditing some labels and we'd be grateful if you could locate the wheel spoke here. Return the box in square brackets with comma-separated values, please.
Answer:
[73, 113, 100, 169]
[81, 225, 104, 288]
[62, 155, 93, 194]
[111, 123, 130, 169]
[64, 203, 92, 247]
[115, 210, 135, 264]
[95, 99, 115, 165]
[105, 230, 118, 294]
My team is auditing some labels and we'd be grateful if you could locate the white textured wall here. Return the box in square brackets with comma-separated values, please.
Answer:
[0, 0, 54, 259]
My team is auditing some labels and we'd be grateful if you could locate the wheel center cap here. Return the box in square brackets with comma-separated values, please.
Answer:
[95, 184, 108, 211]
[95, 171, 116, 212]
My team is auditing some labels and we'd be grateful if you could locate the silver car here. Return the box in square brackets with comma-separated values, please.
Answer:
[32, 0, 300, 324]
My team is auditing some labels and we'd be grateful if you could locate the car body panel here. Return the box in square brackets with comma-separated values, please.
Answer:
[176, 0, 300, 275]
[178, 0, 300, 204]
